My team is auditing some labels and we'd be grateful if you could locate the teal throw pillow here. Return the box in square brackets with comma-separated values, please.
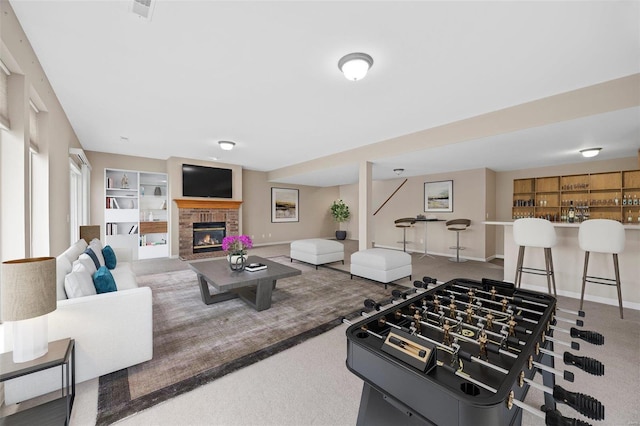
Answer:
[83, 248, 101, 270]
[102, 245, 117, 270]
[93, 266, 117, 294]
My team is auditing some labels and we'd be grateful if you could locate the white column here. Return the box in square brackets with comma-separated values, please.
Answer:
[358, 161, 373, 251]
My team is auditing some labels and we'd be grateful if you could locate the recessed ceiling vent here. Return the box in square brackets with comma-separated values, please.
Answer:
[131, 0, 155, 21]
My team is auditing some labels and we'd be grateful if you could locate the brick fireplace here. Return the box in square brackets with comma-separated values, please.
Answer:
[174, 199, 242, 261]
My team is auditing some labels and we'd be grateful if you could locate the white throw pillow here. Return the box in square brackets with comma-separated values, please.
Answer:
[64, 262, 97, 299]
[89, 238, 106, 266]
[76, 254, 98, 275]
[63, 239, 89, 263]
[56, 255, 73, 300]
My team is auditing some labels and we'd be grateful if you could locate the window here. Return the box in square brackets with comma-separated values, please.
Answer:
[70, 159, 81, 243]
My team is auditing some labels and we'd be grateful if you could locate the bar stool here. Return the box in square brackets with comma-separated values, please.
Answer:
[513, 218, 557, 296]
[578, 219, 625, 319]
[394, 218, 416, 252]
[446, 219, 470, 262]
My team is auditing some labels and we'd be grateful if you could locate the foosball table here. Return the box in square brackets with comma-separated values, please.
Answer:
[345, 277, 605, 426]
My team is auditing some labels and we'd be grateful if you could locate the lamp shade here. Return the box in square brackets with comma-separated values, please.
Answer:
[1, 257, 56, 321]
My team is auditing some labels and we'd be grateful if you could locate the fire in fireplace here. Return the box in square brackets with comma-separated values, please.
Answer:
[193, 222, 226, 253]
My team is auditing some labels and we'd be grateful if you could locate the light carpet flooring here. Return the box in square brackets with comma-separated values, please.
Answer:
[65, 241, 638, 425]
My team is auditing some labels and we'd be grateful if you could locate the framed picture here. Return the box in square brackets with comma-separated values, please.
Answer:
[424, 180, 453, 212]
[271, 187, 299, 222]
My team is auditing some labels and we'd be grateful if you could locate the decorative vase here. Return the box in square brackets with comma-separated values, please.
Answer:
[154, 186, 161, 196]
[335, 230, 347, 240]
[227, 252, 247, 271]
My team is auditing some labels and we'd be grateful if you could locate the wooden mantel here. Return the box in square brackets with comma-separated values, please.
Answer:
[173, 199, 243, 209]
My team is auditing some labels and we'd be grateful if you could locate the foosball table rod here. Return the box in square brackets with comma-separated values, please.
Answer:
[379, 316, 512, 376]
[439, 289, 538, 326]
[445, 286, 545, 319]
[396, 311, 519, 360]
[518, 372, 605, 420]
[536, 346, 604, 376]
[548, 325, 605, 346]
[412, 304, 526, 349]
[451, 283, 550, 309]
[529, 355, 575, 382]
[506, 392, 593, 426]
[545, 335, 580, 351]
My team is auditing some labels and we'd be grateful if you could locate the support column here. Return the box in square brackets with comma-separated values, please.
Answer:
[358, 161, 373, 251]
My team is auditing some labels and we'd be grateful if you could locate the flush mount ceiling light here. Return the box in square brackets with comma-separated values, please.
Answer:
[338, 52, 374, 81]
[393, 168, 404, 176]
[218, 141, 236, 151]
[580, 148, 602, 158]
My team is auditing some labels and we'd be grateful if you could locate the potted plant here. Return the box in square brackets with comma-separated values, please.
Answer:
[330, 199, 350, 240]
[222, 235, 253, 271]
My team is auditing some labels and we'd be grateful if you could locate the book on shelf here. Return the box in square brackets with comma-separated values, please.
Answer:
[245, 263, 267, 272]
[107, 197, 120, 209]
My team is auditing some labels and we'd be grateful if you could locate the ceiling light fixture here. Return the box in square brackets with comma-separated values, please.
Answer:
[338, 52, 374, 81]
[218, 141, 236, 151]
[580, 148, 602, 158]
[393, 168, 404, 176]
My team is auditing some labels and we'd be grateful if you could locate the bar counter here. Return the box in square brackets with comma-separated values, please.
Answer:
[484, 221, 640, 310]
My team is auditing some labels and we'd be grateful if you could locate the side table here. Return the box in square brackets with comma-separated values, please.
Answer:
[0, 338, 75, 425]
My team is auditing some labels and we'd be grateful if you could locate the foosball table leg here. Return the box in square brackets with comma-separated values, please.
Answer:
[540, 340, 557, 412]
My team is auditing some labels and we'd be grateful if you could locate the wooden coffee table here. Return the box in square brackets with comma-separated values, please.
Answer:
[188, 256, 301, 311]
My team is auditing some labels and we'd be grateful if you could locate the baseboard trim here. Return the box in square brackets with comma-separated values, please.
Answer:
[514, 282, 640, 311]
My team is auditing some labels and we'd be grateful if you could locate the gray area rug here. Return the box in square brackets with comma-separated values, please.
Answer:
[96, 257, 403, 425]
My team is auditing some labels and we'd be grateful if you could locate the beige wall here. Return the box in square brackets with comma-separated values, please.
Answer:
[493, 156, 639, 255]
[340, 168, 492, 260]
[86, 151, 167, 243]
[242, 170, 339, 245]
[86, 153, 339, 257]
[1, 0, 83, 258]
[166, 156, 243, 256]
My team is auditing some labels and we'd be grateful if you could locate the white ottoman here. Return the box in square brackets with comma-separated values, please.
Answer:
[290, 238, 344, 269]
[350, 248, 412, 288]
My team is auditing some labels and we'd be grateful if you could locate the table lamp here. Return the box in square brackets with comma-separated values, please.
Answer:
[1, 257, 56, 363]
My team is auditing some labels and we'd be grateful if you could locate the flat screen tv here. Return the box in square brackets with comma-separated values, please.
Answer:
[182, 164, 232, 198]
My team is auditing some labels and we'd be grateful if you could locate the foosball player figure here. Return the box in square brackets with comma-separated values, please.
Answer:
[465, 306, 474, 324]
[501, 297, 509, 313]
[443, 320, 452, 346]
[507, 315, 517, 337]
[467, 288, 475, 305]
[485, 312, 495, 331]
[432, 296, 441, 313]
[413, 310, 422, 334]
[449, 298, 457, 318]
[490, 286, 497, 301]
[438, 310, 446, 326]
[478, 330, 488, 360]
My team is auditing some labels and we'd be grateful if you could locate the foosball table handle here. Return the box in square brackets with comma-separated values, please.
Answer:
[545, 408, 592, 426]
[570, 328, 604, 346]
[563, 352, 604, 376]
[552, 385, 605, 421]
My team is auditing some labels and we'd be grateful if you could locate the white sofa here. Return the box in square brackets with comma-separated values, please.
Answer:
[3, 239, 153, 404]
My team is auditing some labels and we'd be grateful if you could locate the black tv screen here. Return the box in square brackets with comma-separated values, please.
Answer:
[182, 164, 232, 198]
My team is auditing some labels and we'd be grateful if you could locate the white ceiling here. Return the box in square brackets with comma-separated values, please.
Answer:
[8, 1, 640, 186]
